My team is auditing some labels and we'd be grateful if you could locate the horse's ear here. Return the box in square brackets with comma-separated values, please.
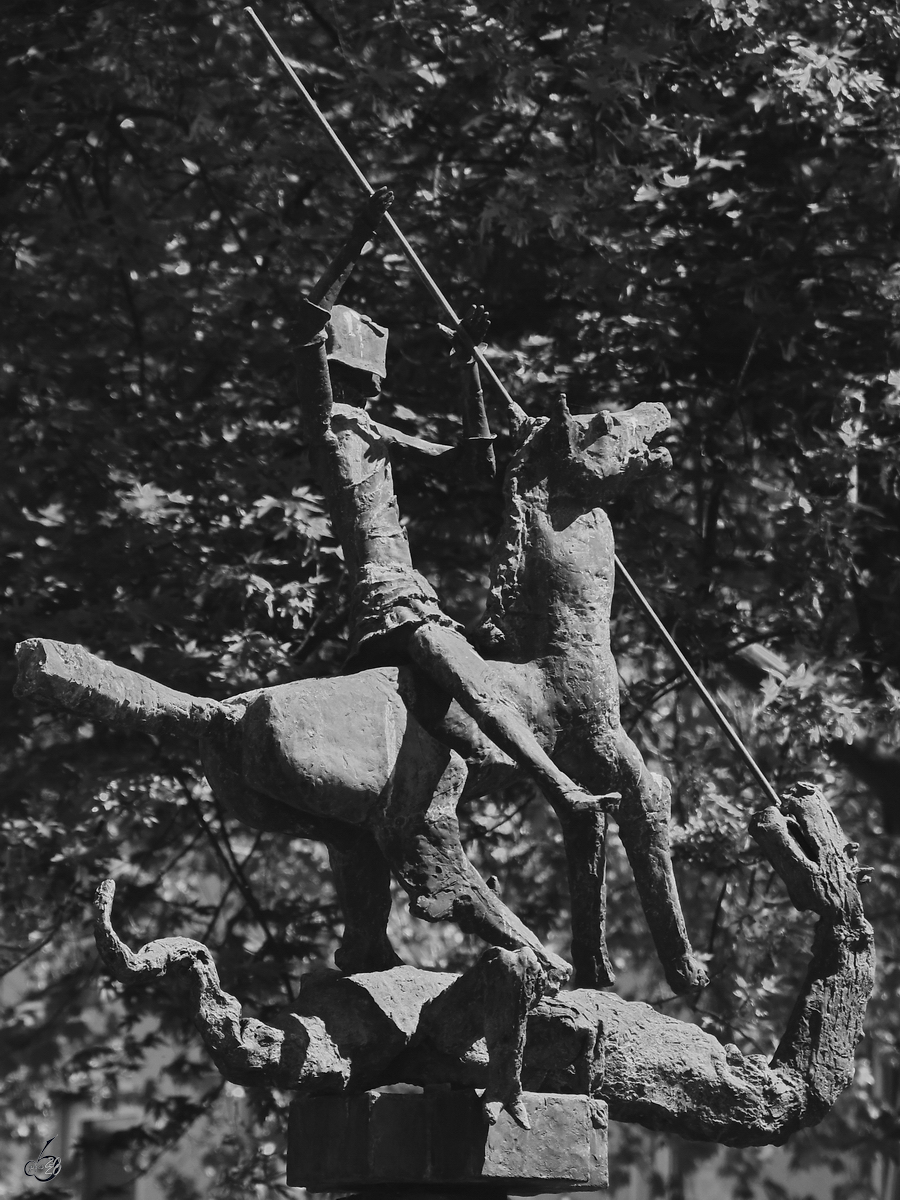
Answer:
[508, 402, 535, 444]
[579, 409, 614, 448]
[546, 392, 581, 455]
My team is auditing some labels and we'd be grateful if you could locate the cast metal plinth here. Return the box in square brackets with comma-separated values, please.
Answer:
[287, 1089, 608, 1194]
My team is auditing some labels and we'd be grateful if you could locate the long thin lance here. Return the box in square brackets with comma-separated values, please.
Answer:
[244, 7, 782, 808]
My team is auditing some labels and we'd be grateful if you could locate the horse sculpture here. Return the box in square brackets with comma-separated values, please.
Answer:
[16, 396, 707, 994]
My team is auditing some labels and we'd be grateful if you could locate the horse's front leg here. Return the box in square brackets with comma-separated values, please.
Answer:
[613, 732, 708, 994]
[554, 803, 615, 990]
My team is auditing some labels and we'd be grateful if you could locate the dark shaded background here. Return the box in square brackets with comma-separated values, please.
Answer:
[2, 1, 900, 1195]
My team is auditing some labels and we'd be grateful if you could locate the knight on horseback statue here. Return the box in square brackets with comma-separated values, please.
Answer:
[14, 183, 875, 1151]
[288, 184, 709, 996]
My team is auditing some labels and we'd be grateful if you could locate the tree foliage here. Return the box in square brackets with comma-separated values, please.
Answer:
[2, 0, 899, 1195]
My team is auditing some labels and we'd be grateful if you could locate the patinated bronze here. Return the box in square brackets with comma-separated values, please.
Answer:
[15, 192, 710, 994]
[14, 192, 874, 1165]
[15, 389, 706, 996]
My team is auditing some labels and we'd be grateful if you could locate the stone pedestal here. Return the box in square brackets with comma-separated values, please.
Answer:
[287, 1089, 608, 1194]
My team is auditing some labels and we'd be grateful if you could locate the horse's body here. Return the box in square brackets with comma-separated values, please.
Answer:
[16, 400, 705, 992]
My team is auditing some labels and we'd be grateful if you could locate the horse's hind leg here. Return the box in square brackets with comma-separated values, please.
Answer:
[378, 742, 570, 988]
[614, 732, 708, 994]
[328, 828, 402, 974]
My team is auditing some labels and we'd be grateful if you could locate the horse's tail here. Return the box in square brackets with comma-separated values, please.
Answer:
[15, 638, 233, 739]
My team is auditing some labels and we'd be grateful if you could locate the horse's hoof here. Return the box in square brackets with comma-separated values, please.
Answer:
[574, 957, 616, 990]
[334, 942, 404, 974]
[666, 954, 709, 994]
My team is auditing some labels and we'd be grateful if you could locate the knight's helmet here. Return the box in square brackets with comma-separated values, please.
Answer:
[326, 305, 389, 400]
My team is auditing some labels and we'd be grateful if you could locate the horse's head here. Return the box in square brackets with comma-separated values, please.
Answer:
[512, 395, 672, 507]
[482, 396, 672, 657]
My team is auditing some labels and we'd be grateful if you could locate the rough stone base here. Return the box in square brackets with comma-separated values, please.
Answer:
[287, 1089, 608, 1194]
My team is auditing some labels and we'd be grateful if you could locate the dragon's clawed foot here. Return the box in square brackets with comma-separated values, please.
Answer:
[483, 1090, 531, 1131]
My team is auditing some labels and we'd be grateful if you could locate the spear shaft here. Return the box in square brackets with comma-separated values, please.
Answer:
[244, 6, 782, 807]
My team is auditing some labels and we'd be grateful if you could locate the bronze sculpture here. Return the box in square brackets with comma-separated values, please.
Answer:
[14, 186, 873, 1170]
[15, 259, 706, 997]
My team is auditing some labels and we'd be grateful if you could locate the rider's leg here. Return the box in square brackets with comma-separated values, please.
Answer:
[407, 622, 609, 814]
[613, 730, 708, 994]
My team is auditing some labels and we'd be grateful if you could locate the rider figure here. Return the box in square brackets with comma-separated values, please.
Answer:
[292, 187, 602, 817]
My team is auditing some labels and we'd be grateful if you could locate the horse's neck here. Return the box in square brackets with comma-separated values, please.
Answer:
[483, 472, 614, 662]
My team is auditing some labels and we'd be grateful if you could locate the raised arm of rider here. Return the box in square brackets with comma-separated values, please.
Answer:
[292, 297, 334, 438]
[309, 186, 393, 312]
[292, 188, 393, 434]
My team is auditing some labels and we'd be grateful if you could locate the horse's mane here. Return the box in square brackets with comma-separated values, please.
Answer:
[476, 420, 546, 659]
